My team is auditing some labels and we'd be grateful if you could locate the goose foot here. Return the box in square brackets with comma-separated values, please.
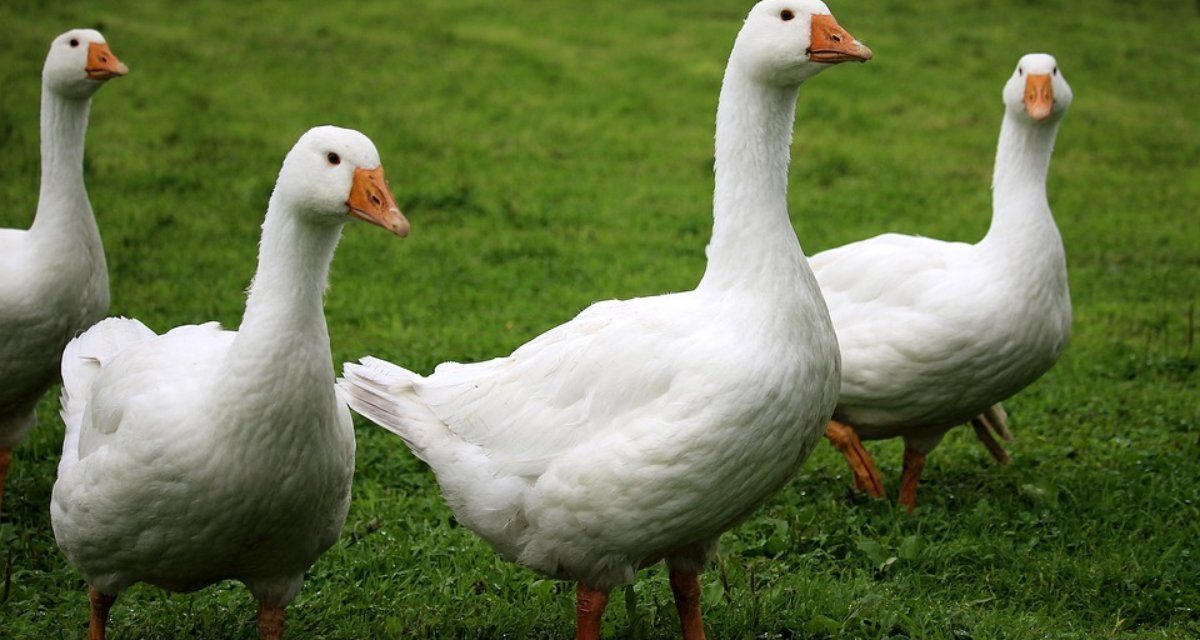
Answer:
[576, 583, 610, 640]
[669, 568, 707, 640]
[824, 421, 886, 497]
[0, 447, 10, 513]
[898, 445, 926, 514]
[88, 586, 116, 640]
[258, 602, 285, 640]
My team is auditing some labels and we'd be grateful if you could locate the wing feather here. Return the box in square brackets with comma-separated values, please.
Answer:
[61, 320, 234, 466]
[58, 318, 157, 473]
[811, 233, 1007, 422]
[350, 294, 708, 476]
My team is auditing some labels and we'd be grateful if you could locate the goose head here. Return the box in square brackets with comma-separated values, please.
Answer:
[43, 29, 128, 99]
[1004, 53, 1073, 123]
[733, 0, 872, 86]
[274, 126, 410, 237]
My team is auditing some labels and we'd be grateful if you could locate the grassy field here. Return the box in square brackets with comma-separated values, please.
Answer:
[2, 0, 1198, 637]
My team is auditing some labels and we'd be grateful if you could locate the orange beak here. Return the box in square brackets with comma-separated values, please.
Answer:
[347, 166, 409, 237]
[1024, 74, 1054, 121]
[86, 42, 128, 80]
[808, 14, 873, 64]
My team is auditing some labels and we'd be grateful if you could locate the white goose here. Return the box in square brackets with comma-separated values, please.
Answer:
[51, 126, 409, 640]
[0, 29, 126, 508]
[340, 2, 869, 638]
[814, 54, 1073, 511]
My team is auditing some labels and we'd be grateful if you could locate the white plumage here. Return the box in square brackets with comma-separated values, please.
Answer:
[814, 54, 1073, 510]
[0, 29, 126, 504]
[341, 1, 870, 637]
[55, 317, 349, 599]
[51, 126, 408, 639]
[347, 290, 837, 584]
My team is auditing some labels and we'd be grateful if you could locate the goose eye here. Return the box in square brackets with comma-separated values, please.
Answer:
[1053, 66, 1058, 75]
[780, 9, 795, 21]
[326, 152, 340, 166]
[1018, 67, 1024, 76]
[69, 39, 79, 47]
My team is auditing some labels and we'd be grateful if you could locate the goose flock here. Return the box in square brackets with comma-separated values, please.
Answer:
[0, 1, 1078, 638]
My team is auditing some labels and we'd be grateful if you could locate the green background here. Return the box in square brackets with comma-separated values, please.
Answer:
[1, 0, 1197, 637]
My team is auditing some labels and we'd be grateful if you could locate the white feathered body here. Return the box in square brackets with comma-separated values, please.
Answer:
[345, 285, 839, 590]
[0, 227, 107, 446]
[812, 230, 1070, 441]
[52, 317, 354, 605]
[812, 94, 1073, 446]
[343, 32, 847, 590]
[0, 86, 109, 448]
[50, 126, 395, 612]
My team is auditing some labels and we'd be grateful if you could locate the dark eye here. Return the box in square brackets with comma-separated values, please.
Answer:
[780, 9, 795, 21]
[69, 39, 79, 48]
[326, 152, 340, 165]
[1018, 67, 1024, 76]
[1053, 66, 1058, 75]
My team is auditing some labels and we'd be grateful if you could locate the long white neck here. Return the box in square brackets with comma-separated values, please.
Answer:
[30, 85, 100, 244]
[981, 112, 1062, 250]
[697, 61, 810, 295]
[224, 199, 342, 399]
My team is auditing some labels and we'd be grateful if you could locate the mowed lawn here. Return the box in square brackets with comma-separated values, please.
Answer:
[1, 0, 1198, 637]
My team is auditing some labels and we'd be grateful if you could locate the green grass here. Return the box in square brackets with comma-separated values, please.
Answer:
[2, 0, 1198, 638]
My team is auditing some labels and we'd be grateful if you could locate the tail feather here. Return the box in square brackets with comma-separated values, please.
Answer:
[338, 357, 441, 462]
[339, 356, 530, 558]
[58, 317, 156, 474]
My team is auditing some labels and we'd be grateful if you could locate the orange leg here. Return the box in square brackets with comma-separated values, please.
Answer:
[970, 417, 1011, 465]
[669, 568, 707, 640]
[824, 421, 886, 497]
[88, 586, 116, 640]
[971, 403, 1013, 465]
[258, 602, 286, 640]
[982, 403, 1013, 441]
[898, 445, 926, 514]
[0, 447, 11, 513]
[576, 583, 610, 640]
